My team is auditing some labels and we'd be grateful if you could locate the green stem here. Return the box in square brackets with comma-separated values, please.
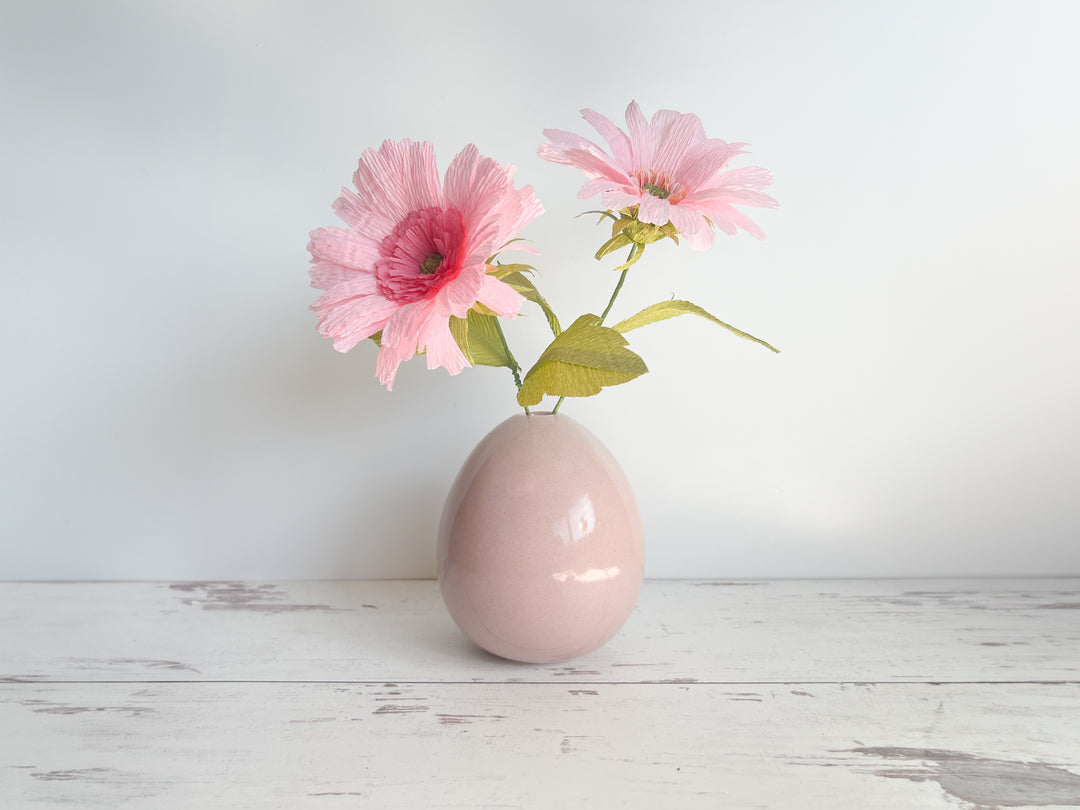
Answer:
[493, 316, 529, 415]
[599, 263, 631, 325]
[552, 247, 636, 416]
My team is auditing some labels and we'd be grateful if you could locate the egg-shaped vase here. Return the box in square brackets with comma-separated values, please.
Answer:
[437, 412, 644, 663]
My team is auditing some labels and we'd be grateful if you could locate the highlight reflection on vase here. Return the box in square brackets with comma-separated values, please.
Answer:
[553, 494, 596, 544]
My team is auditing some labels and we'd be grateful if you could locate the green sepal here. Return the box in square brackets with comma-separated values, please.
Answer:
[595, 231, 633, 261]
[610, 242, 646, 273]
[596, 213, 681, 263]
[517, 315, 648, 407]
[449, 310, 515, 368]
[623, 219, 673, 246]
[612, 300, 780, 354]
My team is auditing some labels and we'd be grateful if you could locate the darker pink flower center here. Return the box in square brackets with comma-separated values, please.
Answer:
[375, 207, 464, 303]
[419, 253, 443, 274]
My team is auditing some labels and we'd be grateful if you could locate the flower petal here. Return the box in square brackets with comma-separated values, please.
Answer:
[497, 179, 544, 249]
[668, 205, 714, 251]
[599, 190, 642, 211]
[437, 264, 484, 319]
[624, 100, 654, 169]
[476, 274, 524, 317]
[422, 318, 469, 376]
[722, 206, 768, 240]
[332, 187, 395, 237]
[310, 273, 378, 308]
[352, 141, 413, 223]
[637, 193, 671, 226]
[312, 289, 398, 353]
[309, 259, 360, 291]
[376, 300, 431, 389]
[307, 226, 380, 269]
[542, 145, 631, 187]
[713, 165, 776, 191]
[648, 111, 705, 173]
[581, 108, 633, 170]
[685, 184, 779, 209]
[444, 145, 509, 233]
[674, 139, 747, 190]
[579, 177, 625, 199]
[538, 128, 610, 164]
[401, 140, 442, 210]
[686, 201, 767, 240]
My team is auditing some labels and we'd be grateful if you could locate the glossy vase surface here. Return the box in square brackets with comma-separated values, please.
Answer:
[437, 412, 644, 663]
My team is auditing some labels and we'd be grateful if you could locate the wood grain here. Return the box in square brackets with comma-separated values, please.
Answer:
[3, 681, 1078, 808]
[2, 580, 1078, 808]
[3, 579, 1078, 683]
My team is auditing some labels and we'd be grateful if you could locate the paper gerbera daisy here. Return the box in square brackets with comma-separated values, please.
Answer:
[538, 101, 777, 250]
[307, 139, 543, 389]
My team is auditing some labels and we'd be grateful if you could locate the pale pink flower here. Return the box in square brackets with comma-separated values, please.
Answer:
[538, 101, 777, 250]
[308, 140, 542, 390]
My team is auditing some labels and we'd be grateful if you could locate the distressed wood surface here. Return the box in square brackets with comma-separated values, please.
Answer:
[3, 579, 1079, 683]
[2, 580, 1079, 808]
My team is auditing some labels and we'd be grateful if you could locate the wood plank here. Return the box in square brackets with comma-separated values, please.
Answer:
[3, 681, 1078, 808]
[3, 580, 1079, 684]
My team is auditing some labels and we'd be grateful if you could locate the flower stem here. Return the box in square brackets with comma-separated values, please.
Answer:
[599, 263, 631, 324]
[552, 247, 637, 415]
[493, 316, 530, 415]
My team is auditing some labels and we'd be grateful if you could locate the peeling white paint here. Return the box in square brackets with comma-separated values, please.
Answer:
[1, 580, 1078, 808]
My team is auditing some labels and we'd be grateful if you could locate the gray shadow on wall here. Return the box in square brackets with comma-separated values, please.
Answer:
[155, 301, 492, 580]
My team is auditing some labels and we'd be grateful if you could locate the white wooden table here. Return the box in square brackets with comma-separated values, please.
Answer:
[2, 580, 1079, 808]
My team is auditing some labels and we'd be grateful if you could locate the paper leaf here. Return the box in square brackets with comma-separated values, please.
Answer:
[612, 300, 780, 354]
[487, 262, 536, 280]
[450, 310, 513, 368]
[499, 270, 562, 337]
[517, 315, 648, 406]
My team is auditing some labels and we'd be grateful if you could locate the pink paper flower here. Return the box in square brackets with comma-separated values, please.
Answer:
[538, 101, 777, 250]
[308, 140, 543, 390]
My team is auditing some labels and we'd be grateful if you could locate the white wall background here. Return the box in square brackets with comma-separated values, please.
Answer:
[2, 0, 1077, 581]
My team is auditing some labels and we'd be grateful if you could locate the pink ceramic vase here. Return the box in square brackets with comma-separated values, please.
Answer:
[437, 412, 644, 663]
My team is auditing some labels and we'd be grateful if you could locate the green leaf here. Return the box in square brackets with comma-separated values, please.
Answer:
[611, 300, 780, 354]
[517, 315, 648, 407]
[449, 310, 514, 368]
[500, 270, 562, 337]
